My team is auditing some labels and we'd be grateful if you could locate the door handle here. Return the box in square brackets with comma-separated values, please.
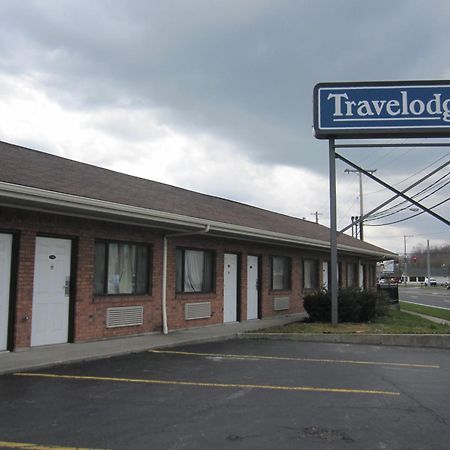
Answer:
[64, 277, 70, 296]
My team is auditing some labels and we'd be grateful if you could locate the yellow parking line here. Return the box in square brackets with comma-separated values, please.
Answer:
[14, 372, 400, 397]
[151, 349, 439, 369]
[0, 441, 108, 450]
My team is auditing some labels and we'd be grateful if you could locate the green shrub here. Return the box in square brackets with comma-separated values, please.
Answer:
[303, 290, 331, 322]
[338, 287, 361, 322]
[303, 288, 389, 323]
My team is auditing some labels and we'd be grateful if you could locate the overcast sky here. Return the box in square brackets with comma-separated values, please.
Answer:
[0, 0, 449, 255]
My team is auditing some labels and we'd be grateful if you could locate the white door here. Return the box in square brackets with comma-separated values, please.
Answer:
[322, 261, 329, 290]
[0, 234, 13, 351]
[31, 237, 72, 346]
[247, 256, 259, 320]
[223, 253, 238, 323]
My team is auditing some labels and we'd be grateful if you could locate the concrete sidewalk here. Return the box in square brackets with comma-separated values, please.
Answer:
[0, 314, 306, 375]
[402, 309, 450, 325]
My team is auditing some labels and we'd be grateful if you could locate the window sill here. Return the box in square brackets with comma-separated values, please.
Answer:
[176, 292, 216, 300]
[93, 294, 153, 303]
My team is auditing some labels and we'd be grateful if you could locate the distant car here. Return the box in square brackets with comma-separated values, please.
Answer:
[424, 278, 437, 287]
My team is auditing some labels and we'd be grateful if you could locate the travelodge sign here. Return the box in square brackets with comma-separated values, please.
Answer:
[313, 80, 450, 139]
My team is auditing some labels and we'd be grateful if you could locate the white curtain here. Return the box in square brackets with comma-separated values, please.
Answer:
[184, 250, 204, 292]
[119, 244, 135, 294]
[107, 243, 136, 294]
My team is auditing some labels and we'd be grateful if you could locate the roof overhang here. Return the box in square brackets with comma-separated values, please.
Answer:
[0, 181, 393, 259]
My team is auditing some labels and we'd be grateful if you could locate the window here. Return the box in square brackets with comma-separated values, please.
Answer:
[347, 263, 358, 287]
[176, 248, 215, 293]
[271, 256, 291, 290]
[303, 259, 319, 289]
[94, 241, 149, 295]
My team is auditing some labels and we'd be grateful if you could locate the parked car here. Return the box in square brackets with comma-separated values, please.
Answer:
[424, 277, 437, 287]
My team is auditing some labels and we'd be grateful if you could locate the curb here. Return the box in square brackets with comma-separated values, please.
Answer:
[0, 334, 239, 376]
[238, 332, 450, 349]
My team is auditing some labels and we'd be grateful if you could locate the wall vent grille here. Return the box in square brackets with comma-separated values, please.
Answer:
[106, 306, 144, 328]
[273, 296, 290, 311]
[185, 302, 212, 320]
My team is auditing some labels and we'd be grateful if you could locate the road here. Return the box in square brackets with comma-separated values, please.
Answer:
[1, 339, 450, 450]
[399, 286, 450, 309]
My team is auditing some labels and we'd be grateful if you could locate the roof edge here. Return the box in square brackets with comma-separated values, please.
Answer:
[0, 181, 394, 258]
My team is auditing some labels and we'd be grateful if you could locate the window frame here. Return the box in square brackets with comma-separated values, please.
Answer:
[270, 255, 292, 291]
[176, 247, 216, 294]
[94, 239, 151, 296]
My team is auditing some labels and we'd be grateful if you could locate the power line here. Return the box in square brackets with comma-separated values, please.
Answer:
[366, 172, 450, 221]
[365, 152, 450, 196]
[344, 167, 377, 241]
[365, 197, 450, 227]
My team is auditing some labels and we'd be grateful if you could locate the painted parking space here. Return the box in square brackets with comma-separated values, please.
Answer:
[12, 341, 440, 399]
[2, 339, 450, 449]
[14, 371, 400, 397]
[0, 441, 108, 450]
[150, 348, 441, 369]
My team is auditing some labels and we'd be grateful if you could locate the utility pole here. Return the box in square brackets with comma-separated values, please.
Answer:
[403, 235, 414, 286]
[350, 216, 360, 238]
[427, 239, 431, 286]
[311, 211, 323, 224]
[345, 168, 377, 241]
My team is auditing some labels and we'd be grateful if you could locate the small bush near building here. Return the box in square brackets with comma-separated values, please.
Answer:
[303, 288, 389, 323]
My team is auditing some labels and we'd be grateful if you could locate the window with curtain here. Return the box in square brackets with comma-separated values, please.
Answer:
[176, 248, 214, 293]
[271, 256, 291, 290]
[94, 241, 149, 295]
[303, 259, 319, 289]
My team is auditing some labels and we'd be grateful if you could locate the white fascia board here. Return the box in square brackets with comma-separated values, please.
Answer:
[0, 181, 389, 258]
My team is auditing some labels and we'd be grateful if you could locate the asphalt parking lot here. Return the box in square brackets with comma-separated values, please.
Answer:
[1, 339, 450, 450]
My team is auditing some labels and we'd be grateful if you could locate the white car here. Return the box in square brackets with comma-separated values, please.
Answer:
[424, 277, 437, 287]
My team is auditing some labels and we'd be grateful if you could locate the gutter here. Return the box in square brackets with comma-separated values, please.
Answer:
[162, 225, 211, 334]
[0, 181, 392, 258]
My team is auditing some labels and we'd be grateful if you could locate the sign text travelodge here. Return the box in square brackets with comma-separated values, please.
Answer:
[313, 81, 450, 139]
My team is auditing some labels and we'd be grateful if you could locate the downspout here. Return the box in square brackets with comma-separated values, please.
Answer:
[162, 224, 211, 334]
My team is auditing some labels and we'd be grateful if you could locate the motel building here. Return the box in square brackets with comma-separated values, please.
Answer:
[0, 141, 394, 352]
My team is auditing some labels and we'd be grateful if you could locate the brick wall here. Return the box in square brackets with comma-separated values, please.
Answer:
[0, 206, 374, 350]
[0, 207, 165, 349]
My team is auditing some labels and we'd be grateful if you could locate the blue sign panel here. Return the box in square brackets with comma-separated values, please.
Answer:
[313, 80, 450, 139]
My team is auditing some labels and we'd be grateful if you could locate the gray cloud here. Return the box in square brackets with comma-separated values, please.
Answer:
[2, 0, 450, 172]
[0, 0, 448, 250]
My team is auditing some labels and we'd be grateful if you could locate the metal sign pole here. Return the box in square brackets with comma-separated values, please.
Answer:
[328, 138, 338, 325]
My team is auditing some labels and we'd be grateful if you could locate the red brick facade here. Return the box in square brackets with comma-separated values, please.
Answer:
[0, 206, 376, 350]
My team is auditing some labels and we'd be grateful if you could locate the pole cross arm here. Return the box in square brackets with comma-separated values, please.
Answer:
[336, 153, 450, 229]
